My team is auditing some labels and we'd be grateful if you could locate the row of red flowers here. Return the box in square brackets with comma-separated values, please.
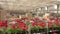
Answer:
[0, 16, 60, 34]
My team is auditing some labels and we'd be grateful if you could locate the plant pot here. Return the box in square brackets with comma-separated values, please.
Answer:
[53, 27, 58, 30]
[22, 31, 27, 34]
[17, 31, 28, 34]
[39, 29, 46, 33]
[58, 27, 60, 34]
[49, 27, 53, 32]
[17, 32, 22, 34]
[39, 29, 43, 32]
[31, 30, 39, 33]
[31, 30, 39, 34]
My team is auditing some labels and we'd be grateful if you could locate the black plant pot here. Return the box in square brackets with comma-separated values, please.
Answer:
[17, 31, 28, 34]
[53, 27, 59, 30]
[31, 30, 40, 34]
[49, 27, 53, 30]
[31, 29, 47, 34]
[49, 27, 59, 34]
[39, 29, 44, 32]
[39, 28, 47, 32]
[58, 27, 60, 34]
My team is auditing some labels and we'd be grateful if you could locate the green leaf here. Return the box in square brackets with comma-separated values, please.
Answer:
[26, 21, 30, 25]
[0, 28, 3, 32]
[6, 27, 11, 32]
[38, 25, 42, 29]
[0, 28, 3, 34]
[31, 25, 39, 31]
[11, 28, 18, 33]
[17, 28, 22, 32]
[53, 23, 58, 28]
[6, 27, 12, 34]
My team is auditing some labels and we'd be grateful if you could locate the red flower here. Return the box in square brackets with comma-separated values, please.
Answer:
[42, 18, 46, 20]
[55, 17, 59, 21]
[39, 22, 45, 27]
[2, 20, 8, 27]
[2, 20, 8, 23]
[48, 22, 53, 27]
[2, 23, 7, 27]
[22, 26, 28, 31]
[0, 21, 3, 27]
[17, 23, 28, 31]
[22, 27, 26, 31]
[10, 24, 16, 28]
[30, 19, 34, 21]
[0, 21, 7, 27]
[49, 16, 55, 20]
[21, 17, 27, 20]
[17, 23, 26, 28]
[55, 20, 59, 26]
[31, 21, 38, 26]
[14, 19, 23, 23]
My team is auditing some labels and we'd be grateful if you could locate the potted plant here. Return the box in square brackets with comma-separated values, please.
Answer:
[30, 21, 46, 34]
[6, 20, 28, 34]
[0, 20, 7, 34]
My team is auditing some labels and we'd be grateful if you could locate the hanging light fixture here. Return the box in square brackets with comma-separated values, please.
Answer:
[38, 8, 41, 10]
[54, 5, 57, 9]
[45, 7, 47, 10]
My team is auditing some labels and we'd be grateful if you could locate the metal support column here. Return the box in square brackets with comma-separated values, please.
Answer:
[57, 4, 59, 15]
[47, 6, 49, 12]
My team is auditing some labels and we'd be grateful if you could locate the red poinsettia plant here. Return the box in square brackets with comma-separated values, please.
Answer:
[0, 20, 8, 34]
[30, 18, 46, 31]
[48, 17, 60, 31]
[0, 20, 7, 27]
[0, 16, 60, 34]
[6, 19, 28, 34]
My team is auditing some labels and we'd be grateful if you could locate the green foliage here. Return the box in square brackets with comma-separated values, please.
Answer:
[53, 23, 58, 28]
[26, 21, 30, 25]
[0, 28, 3, 34]
[6, 26, 23, 34]
[17, 28, 22, 33]
[6, 27, 12, 34]
[31, 25, 40, 31]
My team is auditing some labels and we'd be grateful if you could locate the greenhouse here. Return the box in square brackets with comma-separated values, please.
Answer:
[0, 0, 60, 34]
